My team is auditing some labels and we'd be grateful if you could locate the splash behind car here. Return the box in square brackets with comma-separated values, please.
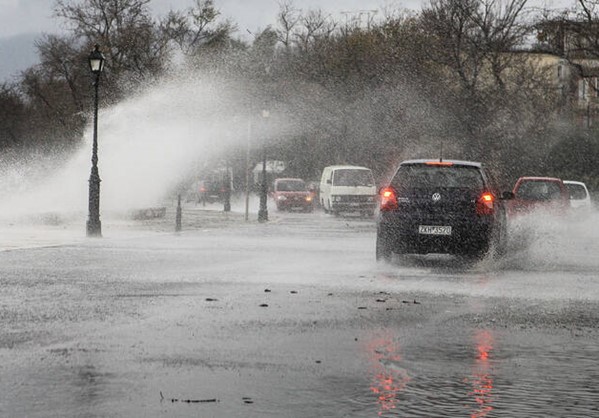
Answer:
[376, 159, 510, 261]
[272, 178, 313, 212]
[508, 176, 570, 217]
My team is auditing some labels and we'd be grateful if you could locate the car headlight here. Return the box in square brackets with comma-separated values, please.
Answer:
[306, 196, 313, 202]
[277, 195, 287, 201]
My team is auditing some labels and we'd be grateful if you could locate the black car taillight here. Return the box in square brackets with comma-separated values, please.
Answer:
[476, 191, 495, 215]
[380, 187, 398, 211]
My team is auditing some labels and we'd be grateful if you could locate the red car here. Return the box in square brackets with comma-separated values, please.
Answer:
[272, 178, 314, 212]
[508, 176, 570, 217]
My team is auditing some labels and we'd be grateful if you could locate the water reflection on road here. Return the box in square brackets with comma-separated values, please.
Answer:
[363, 328, 499, 418]
[467, 329, 495, 418]
[355, 296, 599, 417]
[366, 333, 410, 416]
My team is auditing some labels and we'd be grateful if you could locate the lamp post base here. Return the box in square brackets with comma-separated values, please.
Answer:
[259, 156, 268, 222]
[86, 220, 102, 237]
[87, 170, 102, 237]
[175, 194, 182, 232]
[258, 208, 268, 222]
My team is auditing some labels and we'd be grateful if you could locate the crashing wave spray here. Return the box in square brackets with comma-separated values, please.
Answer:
[0, 73, 271, 222]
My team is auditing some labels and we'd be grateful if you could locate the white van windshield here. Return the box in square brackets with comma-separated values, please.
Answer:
[333, 169, 374, 187]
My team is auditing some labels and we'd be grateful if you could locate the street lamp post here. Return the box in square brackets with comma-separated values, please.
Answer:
[244, 116, 252, 221]
[258, 110, 269, 222]
[86, 44, 105, 237]
[223, 165, 231, 212]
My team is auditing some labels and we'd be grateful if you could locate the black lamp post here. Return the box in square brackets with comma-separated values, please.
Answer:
[258, 110, 269, 222]
[223, 165, 231, 212]
[86, 44, 105, 237]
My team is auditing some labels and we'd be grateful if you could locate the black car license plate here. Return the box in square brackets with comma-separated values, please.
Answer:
[418, 225, 452, 235]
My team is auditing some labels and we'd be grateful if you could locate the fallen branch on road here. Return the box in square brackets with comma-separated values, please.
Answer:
[160, 391, 219, 404]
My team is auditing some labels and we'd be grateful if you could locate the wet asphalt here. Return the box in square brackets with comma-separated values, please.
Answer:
[1, 205, 599, 417]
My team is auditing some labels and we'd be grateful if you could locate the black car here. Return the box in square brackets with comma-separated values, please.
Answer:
[376, 159, 511, 261]
[198, 179, 225, 204]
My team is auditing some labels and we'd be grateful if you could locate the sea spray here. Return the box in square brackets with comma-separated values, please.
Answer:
[0, 73, 282, 222]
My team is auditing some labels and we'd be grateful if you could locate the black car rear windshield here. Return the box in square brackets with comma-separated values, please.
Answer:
[391, 164, 484, 191]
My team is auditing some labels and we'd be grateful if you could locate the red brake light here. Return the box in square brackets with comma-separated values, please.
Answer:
[476, 192, 495, 215]
[425, 161, 454, 166]
[380, 187, 398, 211]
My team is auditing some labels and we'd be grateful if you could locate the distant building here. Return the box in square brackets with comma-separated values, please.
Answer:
[252, 160, 286, 186]
[534, 18, 599, 127]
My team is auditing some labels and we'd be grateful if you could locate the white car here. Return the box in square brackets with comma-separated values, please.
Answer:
[563, 180, 592, 212]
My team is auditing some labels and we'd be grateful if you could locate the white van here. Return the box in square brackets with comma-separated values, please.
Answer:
[563, 180, 593, 213]
[319, 165, 377, 215]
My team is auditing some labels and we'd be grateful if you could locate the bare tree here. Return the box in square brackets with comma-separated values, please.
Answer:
[422, 0, 529, 92]
[53, 0, 171, 82]
[294, 10, 337, 53]
[573, 0, 599, 58]
[276, 1, 301, 49]
[422, 0, 486, 92]
[0, 83, 27, 148]
[160, 0, 235, 56]
[34, 34, 88, 114]
[472, 0, 529, 89]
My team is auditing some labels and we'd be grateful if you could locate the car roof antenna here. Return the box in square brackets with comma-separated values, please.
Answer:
[439, 142, 443, 163]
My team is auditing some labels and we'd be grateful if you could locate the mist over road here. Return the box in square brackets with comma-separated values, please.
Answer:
[1, 208, 598, 417]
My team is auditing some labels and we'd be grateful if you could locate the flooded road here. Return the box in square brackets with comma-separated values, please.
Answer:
[1, 207, 599, 417]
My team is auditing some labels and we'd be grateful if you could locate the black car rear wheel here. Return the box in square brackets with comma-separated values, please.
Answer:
[493, 213, 509, 258]
[460, 240, 490, 260]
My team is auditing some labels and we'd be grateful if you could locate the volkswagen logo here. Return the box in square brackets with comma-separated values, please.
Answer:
[432, 193, 441, 202]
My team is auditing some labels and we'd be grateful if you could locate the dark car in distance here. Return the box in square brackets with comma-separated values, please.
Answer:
[376, 159, 511, 261]
[198, 179, 225, 205]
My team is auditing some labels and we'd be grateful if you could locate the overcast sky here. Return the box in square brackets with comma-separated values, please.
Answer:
[0, 0, 570, 81]
[0, 0, 422, 39]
